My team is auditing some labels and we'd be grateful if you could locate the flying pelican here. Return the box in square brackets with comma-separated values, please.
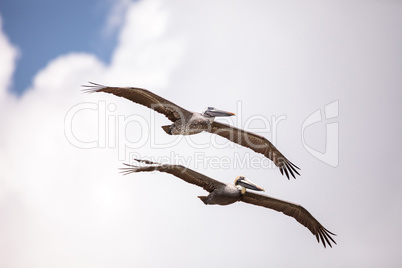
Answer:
[121, 159, 336, 248]
[83, 82, 300, 179]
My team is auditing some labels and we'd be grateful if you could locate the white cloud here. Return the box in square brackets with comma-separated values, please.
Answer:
[106, 0, 185, 88]
[0, 16, 18, 101]
[0, 0, 188, 266]
[1, 0, 402, 267]
[103, 0, 132, 37]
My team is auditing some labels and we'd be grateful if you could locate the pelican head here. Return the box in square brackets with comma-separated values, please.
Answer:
[234, 176, 265, 194]
[202, 107, 235, 118]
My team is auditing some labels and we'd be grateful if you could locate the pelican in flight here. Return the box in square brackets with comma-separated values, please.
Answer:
[83, 82, 300, 179]
[121, 159, 336, 248]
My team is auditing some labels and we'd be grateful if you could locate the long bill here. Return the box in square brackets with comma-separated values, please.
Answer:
[204, 108, 235, 117]
[237, 177, 265, 192]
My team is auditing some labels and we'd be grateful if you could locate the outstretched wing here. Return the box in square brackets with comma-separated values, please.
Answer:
[120, 159, 226, 193]
[241, 191, 336, 248]
[82, 82, 193, 122]
[207, 121, 300, 179]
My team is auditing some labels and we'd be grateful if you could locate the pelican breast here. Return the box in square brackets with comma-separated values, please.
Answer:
[203, 184, 242, 205]
[170, 113, 212, 135]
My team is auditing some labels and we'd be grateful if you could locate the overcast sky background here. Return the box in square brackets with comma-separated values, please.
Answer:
[1, 0, 402, 267]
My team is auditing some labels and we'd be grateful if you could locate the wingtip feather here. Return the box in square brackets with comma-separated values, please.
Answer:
[81, 81, 107, 93]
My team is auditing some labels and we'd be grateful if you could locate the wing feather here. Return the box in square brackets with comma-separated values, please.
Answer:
[241, 191, 336, 248]
[120, 159, 225, 193]
[208, 121, 300, 179]
[82, 82, 193, 122]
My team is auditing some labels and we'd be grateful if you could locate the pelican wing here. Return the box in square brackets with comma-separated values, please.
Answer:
[207, 121, 300, 179]
[120, 159, 225, 193]
[240, 191, 336, 248]
[82, 82, 193, 122]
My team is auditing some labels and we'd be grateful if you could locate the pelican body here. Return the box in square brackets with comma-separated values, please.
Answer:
[161, 107, 233, 136]
[200, 184, 243, 205]
[198, 176, 264, 205]
[83, 82, 300, 179]
[121, 159, 336, 248]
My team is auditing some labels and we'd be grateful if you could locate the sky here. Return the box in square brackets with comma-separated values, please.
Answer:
[0, 0, 402, 267]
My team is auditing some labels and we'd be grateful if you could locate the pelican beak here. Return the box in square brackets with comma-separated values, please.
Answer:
[204, 108, 235, 117]
[237, 177, 265, 192]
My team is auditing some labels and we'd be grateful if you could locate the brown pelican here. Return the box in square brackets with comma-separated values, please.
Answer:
[121, 159, 336, 248]
[83, 82, 300, 179]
